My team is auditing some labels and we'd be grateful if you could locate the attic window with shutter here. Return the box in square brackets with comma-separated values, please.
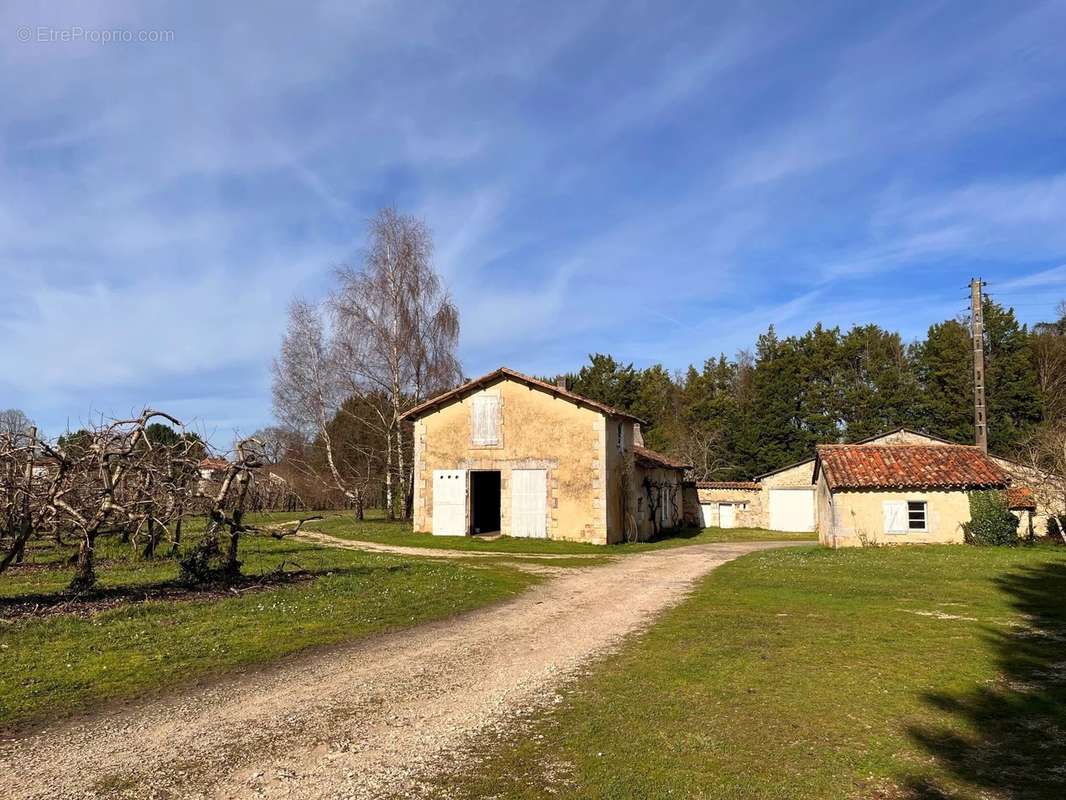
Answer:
[471, 395, 500, 446]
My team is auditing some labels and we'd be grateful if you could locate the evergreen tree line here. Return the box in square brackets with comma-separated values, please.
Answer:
[558, 299, 1066, 481]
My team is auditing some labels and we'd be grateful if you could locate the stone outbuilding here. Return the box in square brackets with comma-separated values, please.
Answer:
[691, 482, 762, 528]
[401, 368, 688, 544]
[813, 442, 1011, 547]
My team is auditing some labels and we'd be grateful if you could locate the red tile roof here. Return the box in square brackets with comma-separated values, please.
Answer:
[1006, 486, 1037, 509]
[399, 367, 645, 424]
[696, 481, 760, 490]
[199, 456, 231, 472]
[633, 446, 690, 471]
[815, 444, 1008, 491]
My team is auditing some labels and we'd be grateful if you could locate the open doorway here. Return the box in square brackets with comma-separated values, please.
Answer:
[469, 470, 501, 535]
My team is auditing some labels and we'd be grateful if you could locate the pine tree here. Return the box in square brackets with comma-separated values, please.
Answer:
[983, 301, 1041, 454]
[912, 319, 974, 444]
[838, 325, 919, 441]
[568, 354, 641, 412]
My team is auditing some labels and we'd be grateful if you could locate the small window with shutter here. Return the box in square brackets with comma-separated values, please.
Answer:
[471, 395, 500, 446]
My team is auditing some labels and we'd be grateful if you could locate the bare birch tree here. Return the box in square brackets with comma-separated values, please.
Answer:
[272, 207, 461, 519]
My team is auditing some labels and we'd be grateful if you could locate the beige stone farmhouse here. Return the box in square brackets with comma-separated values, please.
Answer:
[401, 368, 688, 544]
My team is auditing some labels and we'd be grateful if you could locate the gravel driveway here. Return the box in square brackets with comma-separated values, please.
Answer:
[2, 539, 796, 799]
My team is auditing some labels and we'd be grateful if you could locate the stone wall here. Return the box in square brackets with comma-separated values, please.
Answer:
[695, 487, 764, 528]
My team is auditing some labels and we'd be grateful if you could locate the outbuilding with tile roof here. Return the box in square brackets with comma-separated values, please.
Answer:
[812, 442, 1013, 548]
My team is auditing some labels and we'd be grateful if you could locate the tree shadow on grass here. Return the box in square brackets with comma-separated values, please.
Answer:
[0, 562, 413, 621]
[905, 560, 1066, 799]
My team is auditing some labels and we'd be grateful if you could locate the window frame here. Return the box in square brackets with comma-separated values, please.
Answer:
[906, 500, 928, 532]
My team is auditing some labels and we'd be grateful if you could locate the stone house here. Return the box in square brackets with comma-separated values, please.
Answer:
[401, 368, 688, 544]
[693, 428, 990, 532]
[813, 442, 1011, 547]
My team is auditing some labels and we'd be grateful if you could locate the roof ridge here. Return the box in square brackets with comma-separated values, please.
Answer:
[400, 366, 646, 423]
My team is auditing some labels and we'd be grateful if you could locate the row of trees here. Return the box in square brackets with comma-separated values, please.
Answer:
[561, 300, 1065, 480]
[0, 411, 270, 591]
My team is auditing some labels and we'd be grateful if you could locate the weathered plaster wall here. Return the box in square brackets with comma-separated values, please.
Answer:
[633, 464, 685, 541]
[413, 378, 608, 543]
[817, 475, 971, 548]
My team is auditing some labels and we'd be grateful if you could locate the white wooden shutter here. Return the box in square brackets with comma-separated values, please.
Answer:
[432, 470, 467, 536]
[471, 396, 499, 445]
[882, 501, 906, 533]
[511, 469, 547, 538]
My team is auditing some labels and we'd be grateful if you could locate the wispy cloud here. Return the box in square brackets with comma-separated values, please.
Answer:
[1, 1, 1065, 441]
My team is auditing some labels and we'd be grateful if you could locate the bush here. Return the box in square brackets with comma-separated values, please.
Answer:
[963, 491, 1020, 546]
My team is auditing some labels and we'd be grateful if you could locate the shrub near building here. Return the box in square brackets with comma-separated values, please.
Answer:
[964, 491, 1020, 546]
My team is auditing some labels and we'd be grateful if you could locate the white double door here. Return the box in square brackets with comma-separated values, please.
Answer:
[433, 468, 547, 539]
[510, 469, 547, 538]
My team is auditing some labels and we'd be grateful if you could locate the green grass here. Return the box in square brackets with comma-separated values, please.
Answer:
[428, 544, 1066, 800]
[0, 514, 537, 730]
[309, 511, 815, 552]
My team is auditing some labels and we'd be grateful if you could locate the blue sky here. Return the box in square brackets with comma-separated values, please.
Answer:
[2, 1, 1066, 446]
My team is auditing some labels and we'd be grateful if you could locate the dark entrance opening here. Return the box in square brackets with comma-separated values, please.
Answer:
[470, 471, 501, 535]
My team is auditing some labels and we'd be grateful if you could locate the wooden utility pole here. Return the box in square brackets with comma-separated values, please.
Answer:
[970, 278, 988, 453]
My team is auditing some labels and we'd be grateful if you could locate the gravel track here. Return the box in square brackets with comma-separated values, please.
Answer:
[2, 539, 797, 799]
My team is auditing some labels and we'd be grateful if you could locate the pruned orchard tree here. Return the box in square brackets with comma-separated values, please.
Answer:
[0, 410, 274, 592]
[272, 207, 461, 519]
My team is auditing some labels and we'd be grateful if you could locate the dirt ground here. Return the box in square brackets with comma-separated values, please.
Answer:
[1, 539, 797, 800]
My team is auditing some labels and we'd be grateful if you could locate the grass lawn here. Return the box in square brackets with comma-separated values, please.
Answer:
[0, 514, 538, 730]
[309, 511, 816, 552]
[427, 544, 1066, 800]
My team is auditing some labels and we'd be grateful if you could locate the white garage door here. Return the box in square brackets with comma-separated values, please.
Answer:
[719, 503, 736, 528]
[432, 470, 467, 536]
[768, 488, 815, 532]
[511, 469, 547, 538]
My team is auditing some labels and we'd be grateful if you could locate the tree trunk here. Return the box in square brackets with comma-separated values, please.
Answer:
[384, 429, 394, 520]
[170, 513, 184, 555]
[70, 532, 97, 592]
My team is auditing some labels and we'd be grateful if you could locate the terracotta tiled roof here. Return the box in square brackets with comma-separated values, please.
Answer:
[1006, 486, 1037, 509]
[754, 427, 961, 481]
[633, 446, 690, 471]
[696, 481, 760, 490]
[816, 444, 1008, 491]
[199, 457, 231, 472]
[399, 367, 645, 424]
